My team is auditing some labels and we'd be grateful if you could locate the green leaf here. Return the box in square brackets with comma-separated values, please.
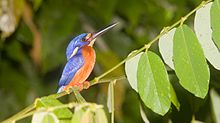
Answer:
[159, 28, 176, 69]
[125, 52, 143, 92]
[194, 2, 220, 70]
[81, 110, 94, 123]
[211, 0, 220, 50]
[42, 113, 59, 123]
[173, 24, 210, 98]
[71, 107, 86, 123]
[32, 112, 59, 123]
[137, 51, 171, 115]
[36, 97, 72, 119]
[107, 82, 114, 113]
[170, 85, 180, 110]
[60, 119, 72, 123]
[210, 89, 220, 123]
[94, 108, 108, 123]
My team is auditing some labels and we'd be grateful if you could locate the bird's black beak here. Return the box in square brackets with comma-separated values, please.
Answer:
[92, 22, 117, 39]
[85, 23, 117, 42]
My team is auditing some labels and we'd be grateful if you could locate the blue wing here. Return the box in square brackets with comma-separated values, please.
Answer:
[58, 54, 84, 89]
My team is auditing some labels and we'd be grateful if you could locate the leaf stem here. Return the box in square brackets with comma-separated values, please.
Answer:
[111, 80, 116, 123]
[2, 104, 35, 123]
[91, 0, 212, 83]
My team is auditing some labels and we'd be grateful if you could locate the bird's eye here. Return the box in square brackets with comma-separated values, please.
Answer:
[81, 33, 92, 42]
[81, 37, 86, 42]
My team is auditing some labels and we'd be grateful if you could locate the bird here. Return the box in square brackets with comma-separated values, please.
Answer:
[57, 23, 117, 93]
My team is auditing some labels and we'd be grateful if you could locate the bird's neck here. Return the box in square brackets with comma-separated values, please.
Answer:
[81, 45, 94, 54]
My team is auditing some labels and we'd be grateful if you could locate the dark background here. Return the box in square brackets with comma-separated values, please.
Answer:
[0, 0, 219, 122]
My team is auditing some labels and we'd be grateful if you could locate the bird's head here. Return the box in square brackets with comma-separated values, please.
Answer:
[66, 23, 117, 61]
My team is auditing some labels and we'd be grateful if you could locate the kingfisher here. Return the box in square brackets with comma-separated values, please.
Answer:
[57, 23, 117, 93]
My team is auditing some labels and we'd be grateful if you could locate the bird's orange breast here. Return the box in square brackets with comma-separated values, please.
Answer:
[67, 46, 96, 87]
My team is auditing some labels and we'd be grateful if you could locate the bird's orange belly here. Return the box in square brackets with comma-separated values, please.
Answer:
[66, 46, 96, 88]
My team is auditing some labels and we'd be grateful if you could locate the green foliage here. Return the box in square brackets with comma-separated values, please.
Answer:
[173, 25, 210, 98]
[159, 28, 176, 69]
[71, 103, 108, 123]
[125, 52, 143, 91]
[194, 2, 220, 70]
[36, 97, 72, 119]
[137, 51, 171, 115]
[71, 107, 85, 123]
[94, 108, 108, 123]
[211, 0, 220, 50]
[1, 0, 220, 123]
[32, 112, 59, 123]
[170, 85, 180, 110]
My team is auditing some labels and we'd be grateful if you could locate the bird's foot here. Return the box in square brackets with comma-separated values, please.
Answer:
[83, 81, 90, 89]
[64, 86, 73, 94]
[73, 83, 84, 91]
[70, 81, 90, 91]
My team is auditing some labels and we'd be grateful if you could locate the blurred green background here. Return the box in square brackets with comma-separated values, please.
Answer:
[1, 0, 220, 122]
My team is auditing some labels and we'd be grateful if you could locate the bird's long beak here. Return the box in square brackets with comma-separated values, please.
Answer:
[86, 23, 117, 43]
[92, 22, 117, 39]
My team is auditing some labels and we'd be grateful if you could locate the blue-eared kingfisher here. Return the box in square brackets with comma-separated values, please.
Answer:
[57, 23, 117, 93]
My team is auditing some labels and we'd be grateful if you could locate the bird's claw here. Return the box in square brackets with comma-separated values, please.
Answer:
[64, 86, 73, 94]
[83, 81, 90, 89]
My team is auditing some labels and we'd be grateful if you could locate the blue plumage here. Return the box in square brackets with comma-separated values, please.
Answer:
[57, 23, 117, 93]
[57, 33, 89, 92]
[66, 33, 88, 61]
[58, 53, 84, 87]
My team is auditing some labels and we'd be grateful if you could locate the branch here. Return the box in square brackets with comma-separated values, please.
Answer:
[2, 0, 212, 122]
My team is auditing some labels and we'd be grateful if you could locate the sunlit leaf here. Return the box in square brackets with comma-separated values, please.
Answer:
[81, 110, 94, 123]
[60, 119, 72, 123]
[194, 2, 220, 70]
[159, 28, 176, 69]
[32, 112, 59, 123]
[211, 0, 220, 50]
[107, 82, 114, 113]
[36, 97, 72, 119]
[173, 24, 210, 98]
[170, 85, 180, 110]
[71, 107, 86, 123]
[137, 51, 171, 115]
[125, 51, 143, 91]
[94, 108, 108, 123]
[210, 89, 220, 123]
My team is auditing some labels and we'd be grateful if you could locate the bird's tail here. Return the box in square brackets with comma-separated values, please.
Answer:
[57, 86, 65, 93]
